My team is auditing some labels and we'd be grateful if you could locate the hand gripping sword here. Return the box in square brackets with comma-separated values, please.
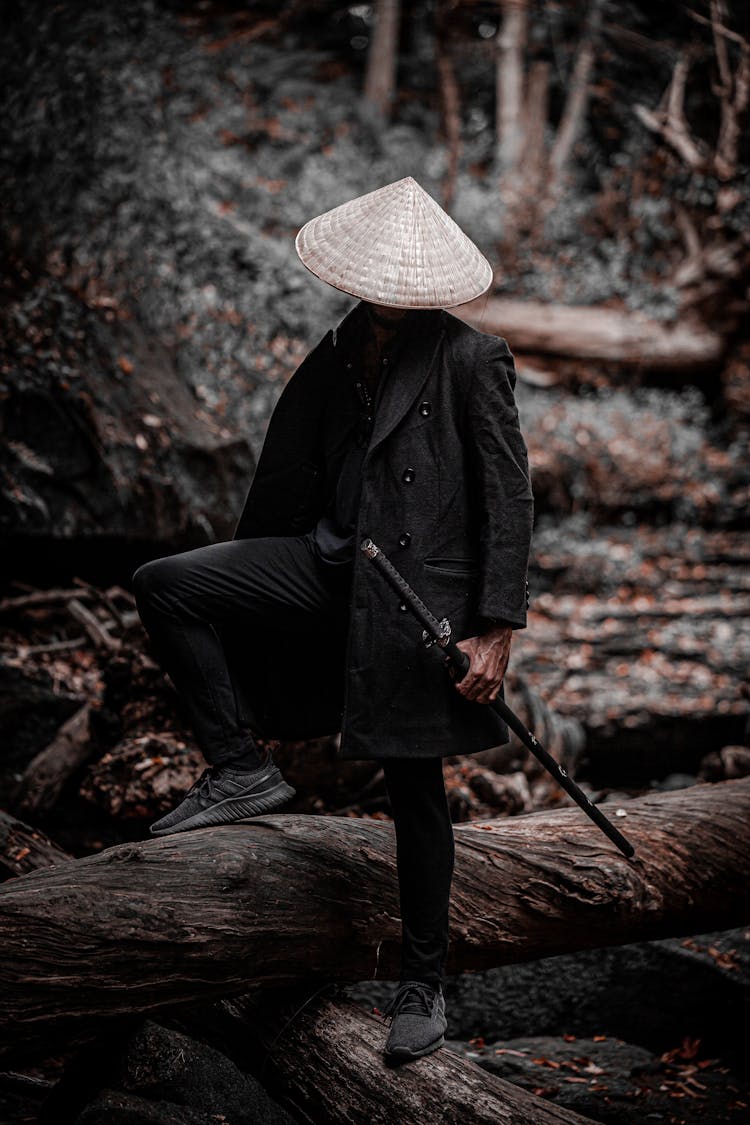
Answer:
[361, 537, 635, 859]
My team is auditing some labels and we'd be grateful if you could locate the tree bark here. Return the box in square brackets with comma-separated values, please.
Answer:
[0, 810, 72, 878]
[1, 779, 749, 1063]
[5, 799, 595, 1122]
[456, 297, 725, 368]
[226, 988, 598, 1125]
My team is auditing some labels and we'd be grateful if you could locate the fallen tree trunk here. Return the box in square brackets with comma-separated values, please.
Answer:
[0, 810, 72, 878]
[6, 816, 595, 1123]
[1, 779, 749, 1063]
[218, 988, 598, 1125]
[457, 298, 724, 369]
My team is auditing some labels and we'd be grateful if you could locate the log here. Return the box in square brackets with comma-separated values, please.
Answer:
[8, 820, 592, 1125]
[1, 779, 749, 1064]
[221, 988, 598, 1125]
[456, 298, 724, 368]
[13, 702, 93, 815]
[0, 810, 72, 878]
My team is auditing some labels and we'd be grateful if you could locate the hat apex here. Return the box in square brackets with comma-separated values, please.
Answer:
[295, 176, 493, 309]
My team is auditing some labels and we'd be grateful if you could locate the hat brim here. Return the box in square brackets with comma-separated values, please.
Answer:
[294, 176, 494, 309]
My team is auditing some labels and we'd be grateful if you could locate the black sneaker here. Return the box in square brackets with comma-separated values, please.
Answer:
[381, 980, 447, 1062]
[149, 755, 296, 837]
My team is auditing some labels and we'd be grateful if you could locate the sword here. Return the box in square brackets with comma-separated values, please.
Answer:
[360, 537, 635, 859]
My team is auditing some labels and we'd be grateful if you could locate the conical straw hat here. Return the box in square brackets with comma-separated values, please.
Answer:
[295, 176, 493, 309]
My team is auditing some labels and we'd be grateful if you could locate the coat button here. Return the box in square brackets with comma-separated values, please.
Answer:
[398, 532, 411, 548]
[418, 400, 432, 416]
[382, 356, 390, 366]
[399, 602, 408, 612]
[402, 467, 416, 483]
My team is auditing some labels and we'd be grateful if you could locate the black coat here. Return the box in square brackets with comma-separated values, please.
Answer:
[229, 300, 534, 760]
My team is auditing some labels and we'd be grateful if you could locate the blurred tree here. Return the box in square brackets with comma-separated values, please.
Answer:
[495, 0, 528, 180]
[436, 0, 462, 207]
[547, 0, 606, 197]
[494, 0, 606, 233]
[364, 0, 402, 117]
[629, 0, 749, 323]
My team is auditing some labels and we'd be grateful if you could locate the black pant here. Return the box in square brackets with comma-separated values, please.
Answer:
[132, 534, 454, 987]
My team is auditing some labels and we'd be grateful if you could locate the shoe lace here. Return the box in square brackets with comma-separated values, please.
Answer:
[186, 767, 216, 799]
[381, 981, 436, 1023]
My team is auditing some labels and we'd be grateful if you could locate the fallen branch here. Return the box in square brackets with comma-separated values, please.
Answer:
[67, 597, 120, 651]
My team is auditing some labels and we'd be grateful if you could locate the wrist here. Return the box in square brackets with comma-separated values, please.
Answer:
[477, 615, 514, 633]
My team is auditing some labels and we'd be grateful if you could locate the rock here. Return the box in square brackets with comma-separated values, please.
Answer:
[1, 284, 254, 551]
[700, 745, 750, 781]
[652, 772, 698, 791]
[114, 1021, 294, 1125]
[74, 1089, 224, 1125]
[348, 926, 750, 1072]
[449, 1034, 750, 1125]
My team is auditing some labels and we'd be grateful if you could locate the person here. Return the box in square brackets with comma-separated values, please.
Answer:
[131, 175, 534, 1063]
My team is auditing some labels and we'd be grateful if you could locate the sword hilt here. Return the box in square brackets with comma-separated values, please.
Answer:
[361, 537, 450, 646]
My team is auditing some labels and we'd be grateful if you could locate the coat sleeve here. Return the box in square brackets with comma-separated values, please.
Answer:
[464, 336, 534, 630]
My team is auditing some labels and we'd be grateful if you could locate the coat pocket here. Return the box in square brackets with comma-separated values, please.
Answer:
[421, 557, 480, 633]
[423, 556, 479, 576]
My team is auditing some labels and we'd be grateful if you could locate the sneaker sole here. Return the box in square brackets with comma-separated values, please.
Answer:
[384, 1034, 445, 1062]
[149, 779, 296, 837]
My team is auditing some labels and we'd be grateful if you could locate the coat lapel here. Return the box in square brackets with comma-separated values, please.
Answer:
[366, 308, 444, 459]
[329, 300, 446, 460]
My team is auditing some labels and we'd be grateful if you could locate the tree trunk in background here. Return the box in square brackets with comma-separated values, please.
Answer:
[2, 779, 749, 1064]
[521, 58, 550, 206]
[435, 1, 461, 210]
[546, 0, 606, 199]
[495, 0, 529, 178]
[363, 0, 401, 119]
